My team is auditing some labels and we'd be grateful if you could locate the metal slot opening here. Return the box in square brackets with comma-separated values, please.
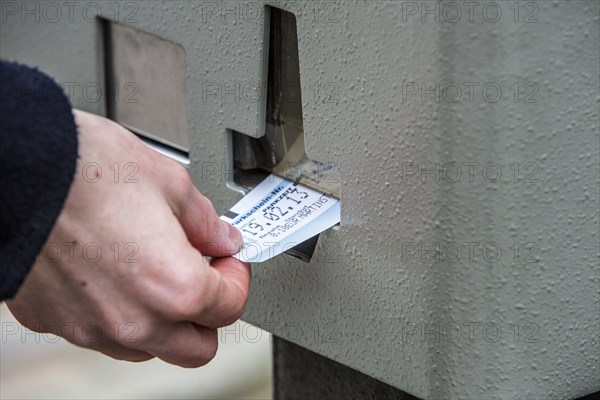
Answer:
[225, 6, 340, 262]
[226, 6, 340, 198]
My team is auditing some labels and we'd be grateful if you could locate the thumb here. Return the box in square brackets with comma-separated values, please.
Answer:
[173, 183, 243, 258]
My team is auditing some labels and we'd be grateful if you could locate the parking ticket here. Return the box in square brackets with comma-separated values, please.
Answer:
[220, 174, 340, 263]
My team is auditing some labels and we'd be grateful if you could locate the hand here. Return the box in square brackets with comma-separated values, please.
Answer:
[7, 110, 250, 367]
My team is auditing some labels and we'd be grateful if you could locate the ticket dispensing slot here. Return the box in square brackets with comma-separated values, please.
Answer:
[225, 6, 340, 262]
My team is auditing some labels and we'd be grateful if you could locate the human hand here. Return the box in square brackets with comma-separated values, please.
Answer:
[7, 110, 250, 367]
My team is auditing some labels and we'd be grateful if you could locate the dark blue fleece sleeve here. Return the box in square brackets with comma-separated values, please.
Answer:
[0, 60, 78, 300]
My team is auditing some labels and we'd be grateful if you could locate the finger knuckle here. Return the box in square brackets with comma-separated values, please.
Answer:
[181, 343, 218, 368]
[166, 282, 207, 321]
[226, 308, 245, 326]
[221, 297, 247, 327]
[199, 195, 222, 233]
[141, 261, 206, 321]
[173, 164, 193, 194]
[198, 193, 218, 216]
[70, 324, 101, 348]
[125, 324, 157, 346]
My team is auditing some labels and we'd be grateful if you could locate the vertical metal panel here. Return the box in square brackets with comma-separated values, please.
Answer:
[106, 21, 189, 152]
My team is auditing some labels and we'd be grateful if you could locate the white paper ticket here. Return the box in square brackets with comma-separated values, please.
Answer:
[220, 174, 340, 263]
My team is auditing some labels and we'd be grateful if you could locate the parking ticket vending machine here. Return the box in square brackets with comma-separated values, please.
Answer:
[1, 1, 598, 398]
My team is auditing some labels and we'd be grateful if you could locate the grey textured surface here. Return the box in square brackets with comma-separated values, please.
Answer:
[1, 1, 598, 399]
[273, 335, 600, 400]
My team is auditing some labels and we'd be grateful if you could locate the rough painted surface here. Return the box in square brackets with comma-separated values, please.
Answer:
[1, 1, 598, 398]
